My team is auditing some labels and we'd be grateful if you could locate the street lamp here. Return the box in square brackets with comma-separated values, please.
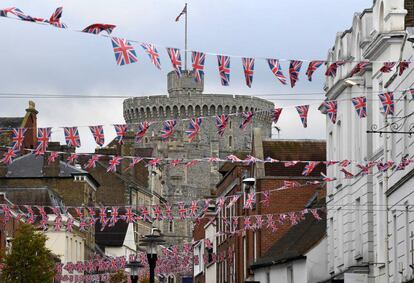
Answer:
[126, 260, 143, 283]
[139, 228, 165, 283]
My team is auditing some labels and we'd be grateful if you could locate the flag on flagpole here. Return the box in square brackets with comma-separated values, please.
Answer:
[175, 4, 187, 22]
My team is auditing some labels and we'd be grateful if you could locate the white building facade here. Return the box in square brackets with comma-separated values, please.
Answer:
[325, 0, 414, 282]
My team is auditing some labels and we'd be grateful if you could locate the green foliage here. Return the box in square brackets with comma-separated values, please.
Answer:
[109, 270, 128, 283]
[0, 224, 56, 283]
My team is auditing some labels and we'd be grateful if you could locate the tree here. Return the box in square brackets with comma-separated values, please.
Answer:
[109, 270, 128, 283]
[0, 224, 55, 283]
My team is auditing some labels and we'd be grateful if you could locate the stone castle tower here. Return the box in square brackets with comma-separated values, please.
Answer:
[123, 71, 274, 246]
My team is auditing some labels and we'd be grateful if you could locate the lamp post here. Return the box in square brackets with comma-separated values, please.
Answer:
[126, 260, 143, 283]
[139, 229, 165, 283]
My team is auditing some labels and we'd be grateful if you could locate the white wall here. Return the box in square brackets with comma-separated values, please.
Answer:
[204, 221, 217, 283]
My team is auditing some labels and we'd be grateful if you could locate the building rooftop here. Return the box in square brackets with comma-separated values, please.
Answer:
[0, 117, 24, 129]
[95, 220, 129, 247]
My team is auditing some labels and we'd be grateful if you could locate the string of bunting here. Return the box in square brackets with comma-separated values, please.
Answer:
[1, 7, 414, 88]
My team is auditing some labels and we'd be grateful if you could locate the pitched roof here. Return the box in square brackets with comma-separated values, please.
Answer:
[95, 220, 129, 247]
[262, 140, 326, 177]
[0, 187, 64, 207]
[0, 117, 24, 129]
[251, 210, 326, 269]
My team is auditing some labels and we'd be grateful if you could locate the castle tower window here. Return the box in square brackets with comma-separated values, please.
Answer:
[224, 105, 230, 114]
[180, 105, 186, 117]
[169, 221, 174, 233]
[195, 105, 201, 116]
[173, 106, 179, 118]
[217, 105, 223, 115]
[188, 105, 194, 117]
[210, 105, 216, 116]
[231, 106, 237, 113]
[229, 136, 233, 147]
[202, 105, 208, 116]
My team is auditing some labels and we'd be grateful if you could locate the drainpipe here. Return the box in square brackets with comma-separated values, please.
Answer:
[384, 116, 390, 283]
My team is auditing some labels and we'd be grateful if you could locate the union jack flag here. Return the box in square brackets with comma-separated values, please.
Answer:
[356, 163, 371, 176]
[227, 195, 240, 208]
[325, 61, 344, 77]
[265, 157, 279, 163]
[107, 156, 122, 172]
[352, 96, 367, 118]
[310, 209, 322, 221]
[11, 128, 26, 151]
[153, 205, 162, 220]
[289, 60, 303, 88]
[378, 92, 394, 116]
[349, 62, 370, 77]
[167, 48, 182, 77]
[147, 158, 161, 167]
[185, 118, 202, 142]
[125, 157, 142, 171]
[226, 154, 241, 163]
[49, 7, 63, 23]
[215, 114, 229, 137]
[191, 51, 206, 82]
[2, 7, 34, 21]
[243, 216, 252, 230]
[161, 120, 177, 141]
[141, 43, 161, 69]
[380, 62, 396, 73]
[302, 161, 319, 176]
[306, 61, 324, 81]
[185, 160, 198, 168]
[89, 126, 105, 147]
[244, 155, 260, 165]
[267, 59, 287, 85]
[321, 172, 335, 182]
[295, 105, 310, 128]
[82, 23, 116, 34]
[284, 180, 301, 189]
[34, 128, 52, 156]
[124, 207, 135, 223]
[322, 100, 337, 124]
[64, 127, 81, 148]
[113, 124, 128, 145]
[47, 151, 59, 165]
[340, 168, 354, 179]
[170, 159, 181, 167]
[178, 203, 187, 219]
[67, 153, 79, 165]
[85, 155, 101, 170]
[135, 121, 150, 143]
[217, 55, 230, 86]
[272, 107, 283, 124]
[340, 160, 351, 167]
[189, 201, 198, 217]
[111, 37, 138, 66]
[261, 191, 270, 207]
[1, 148, 17, 165]
[244, 192, 255, 209]
[240, 111, 254, 130]
[398, 60, 411, 76]
[242, 58, 255, 88]
[284, 160, 299, 167]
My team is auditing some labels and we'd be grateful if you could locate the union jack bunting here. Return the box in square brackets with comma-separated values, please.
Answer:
[284, 160, 299, 167]
[272, 108, 283, 124]
[107, 156, 122, 173]
[240, 111, 254, 130]
[244, 155, 260, 165]
[170, 159, 181, 167]
[64, 127, 81, 148]
[322, 100, 337, 124]
[356, 163, 371, 176]
[185, 118, 202, 142]
[82, 24, 116, 35]
[340, 160, 351, 167]
[295, 105, 310, 128]
[242, 58, 255, 88]
[3, 7, 34, 21]
[147, 158, 161, 167]
[244, 216, 252, 230]
[67, 153, 79, 165]
[178, 203, 187, 219]
[135, 121, 150, 143]
[378, 92, 394, 115]
[113, 124, 128, 145]
[217, 55, 230, 86]
[227, 195, 240, 208]
[265, 157, 279, 163]
[284, 180, 301, 188]
[11, 128, 26, 151]
[124, 208, 135, 223]
[226, 154, 241, 163]
[160, 120, 177, 141]
[89, 126, 105, 147]
[340, 168, 354, 179]
[321, 172, 335, 182]
[261, 191, 270, 207]
[244, 192, 256, 210]
[141, 43, 161, 70]
[85, 155, 101, 170]
[267, 59, 287, 85]
[351, 96, 367, 118]
[1, 148, 17, 165]
[349, 62, 370, 77]
[192, 51, 206, 82]
[185, 160, 198, 168]
[289, 60, 303, 88]
[166, 48, 182, 77]
[398, 61, 411, 76]
[306, 61, 324, 81]
[49, 7, 63, 23]
[34, 128, 52, 156]
[215, 114, 229, 137]
[310, 209, 322, 221]
[189, 201, 198, 217]
[325, 61, 344, 77]
[47, 151, 59, 165]
[302, 161, 319, 176]
[125, 157, 142, 171]
[111, 37, 138, 66]
[380, 62, 396, 73]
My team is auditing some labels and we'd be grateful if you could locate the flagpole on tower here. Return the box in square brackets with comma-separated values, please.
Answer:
[184, 3, 188, 71]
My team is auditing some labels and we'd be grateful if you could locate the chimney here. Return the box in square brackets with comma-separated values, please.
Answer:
[43, 153, 60, 177]
[23, 101, 38, 149]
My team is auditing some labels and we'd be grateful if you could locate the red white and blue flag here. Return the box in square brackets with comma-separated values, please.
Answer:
[242, 58, 255, 88]
[325, 61, 344, 77]
[302, 161, 319, 176]
[48, 7, 67, 28]
[185, 118, 202, 142]
[160, 120, 177, 141]
[64, 127, 81, 148]
[295, 105, 310, 128]
[34, 127, 52, 156]
[107, 156, 122, 173]
[351, 96, 367, 118]
[289, 60, 303, 88]
[82, 24, 116, 35]
[215, 114, 229, 137]
[272, 108, 283, 124]
[192, 51, 206, 82]
[125, 157, 143, 172]
[47, 152, 59, 165]
[244, 192, 255, 210]
[85, 155, 101, 170]
[67, 153, 79, 165]
[349, 62, 370, 77]
[240, 111, 254, 130]
[135, 121, 150, 143]
[217, 55, 230, 86]
[378, 92, 394, 116]
[2, 7, 34, 21]
[322, 100, 337, 124]
[1, 148, 17, 165]
[380, 62, 396, 73]
[89, 126, 105, 147]
[306, 61, 324, 81]
[398, 61, 411, 76]
[11, 128, 27, 151]
[267, 59, 287, 85]
[113, 124, 128, 145]
[167, 48, 182, 77]
[111, 37, 138, 66]
[141, 43, 161, 70]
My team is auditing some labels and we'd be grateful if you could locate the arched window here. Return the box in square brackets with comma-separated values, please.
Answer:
[152, 106, 157, 117]
[140, 108, 145, 118]
[202, 105, 209, 116]
[224, 105, 230, 114]
[173, 105, 179, 118]
[238, 106, 243, 113]
[166, 106, 171, 117]
[231, 106, 237, 113]
[188, 105, 194, 117]
[159, 106, 164, 118]
[217, 105, 223, 115]
[195, 105, 201, 116]
[146, 107, 151, 118]
[210, 105, 216, 116]
[180, 105, 186, 117]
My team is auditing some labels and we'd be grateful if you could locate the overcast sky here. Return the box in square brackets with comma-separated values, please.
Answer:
[0, 0, 372, 152]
